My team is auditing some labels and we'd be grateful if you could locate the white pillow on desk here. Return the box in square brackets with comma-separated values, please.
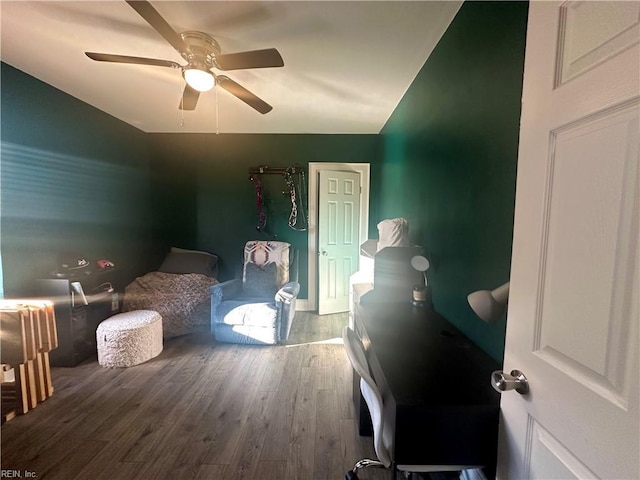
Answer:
[377, 218, 409, 251]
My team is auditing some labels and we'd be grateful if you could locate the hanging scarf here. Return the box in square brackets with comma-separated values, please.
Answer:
[249, 173, 267, 232]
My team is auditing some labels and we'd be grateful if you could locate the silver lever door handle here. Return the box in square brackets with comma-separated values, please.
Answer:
[491, 369, 529, 394]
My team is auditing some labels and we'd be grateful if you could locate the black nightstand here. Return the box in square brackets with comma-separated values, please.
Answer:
[33, 269, 121, 367]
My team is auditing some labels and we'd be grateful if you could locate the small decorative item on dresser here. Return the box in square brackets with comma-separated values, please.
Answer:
[411, 284, 432, 307]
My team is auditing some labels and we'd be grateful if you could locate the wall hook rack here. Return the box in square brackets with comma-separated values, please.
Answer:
[248, 164, 304, 175]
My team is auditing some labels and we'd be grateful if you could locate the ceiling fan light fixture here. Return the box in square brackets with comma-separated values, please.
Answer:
[183, 67, 215, 92]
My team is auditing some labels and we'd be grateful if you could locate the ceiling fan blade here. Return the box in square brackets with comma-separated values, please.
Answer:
[217, 75, 273, 114]
[86, 52, 180, 68]
[179, 84, 200, 111]
[215, 48, 284, 71]
[126, 1, 191, 56]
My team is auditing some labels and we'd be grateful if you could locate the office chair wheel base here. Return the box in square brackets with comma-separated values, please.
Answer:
[345, 470, 359, 480]
[345, 458, 388, 479]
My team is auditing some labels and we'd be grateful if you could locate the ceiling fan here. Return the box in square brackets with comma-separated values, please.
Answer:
[85, 0, 284, 114]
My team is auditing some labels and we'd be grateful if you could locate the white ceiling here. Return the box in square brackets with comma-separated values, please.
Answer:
[1, 1, 461, 134]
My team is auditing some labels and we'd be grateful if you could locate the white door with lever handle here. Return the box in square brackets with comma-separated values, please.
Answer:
[497, 2, 639, 479]
[491, 370, 528, 395]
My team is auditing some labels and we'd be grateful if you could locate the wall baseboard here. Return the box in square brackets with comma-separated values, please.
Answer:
[295, 299, 311, 311]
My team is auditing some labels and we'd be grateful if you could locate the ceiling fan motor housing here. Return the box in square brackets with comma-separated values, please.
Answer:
[180, 31, 220, 71]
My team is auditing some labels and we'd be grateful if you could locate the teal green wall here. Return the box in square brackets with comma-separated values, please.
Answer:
[1, 0, 529, 362]
[1, 63, 155, 295]
[147, 134, 379, 295]
[378, 1, 528, 361]
[0, 62, 378, 299]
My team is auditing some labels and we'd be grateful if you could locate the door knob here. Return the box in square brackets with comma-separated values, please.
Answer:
[319, 248, 328, 256]
[491, 369, 529, 394]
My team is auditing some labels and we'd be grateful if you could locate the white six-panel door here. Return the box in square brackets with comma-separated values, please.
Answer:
[498, 2, 639, 479]
[317, 170, 361, 315]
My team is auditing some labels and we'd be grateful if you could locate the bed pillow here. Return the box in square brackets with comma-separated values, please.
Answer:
[158, 251, 218, 278]
[242, 262, 279, 297]
[171, 247, 214, 256]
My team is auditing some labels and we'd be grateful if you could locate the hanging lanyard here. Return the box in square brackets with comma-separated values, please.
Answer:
[249, 173, 267, 232]
[284, 168, 307, 231]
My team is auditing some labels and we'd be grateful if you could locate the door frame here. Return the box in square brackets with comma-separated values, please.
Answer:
[307, 162, 370, 312]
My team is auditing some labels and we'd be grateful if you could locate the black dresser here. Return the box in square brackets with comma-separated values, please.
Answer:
[33, 269, 121, 367]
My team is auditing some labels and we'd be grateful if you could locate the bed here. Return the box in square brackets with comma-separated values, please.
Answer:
[122, 248, 220, 338]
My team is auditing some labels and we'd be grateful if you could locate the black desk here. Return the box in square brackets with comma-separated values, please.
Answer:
[353, 296, 501, 473]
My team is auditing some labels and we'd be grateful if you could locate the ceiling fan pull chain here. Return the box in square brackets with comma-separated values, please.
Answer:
[179, 79, 185, 126]
[215, 87, 219, 135]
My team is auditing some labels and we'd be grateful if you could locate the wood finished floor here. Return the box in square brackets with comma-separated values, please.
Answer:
[0, 312, 392, 480]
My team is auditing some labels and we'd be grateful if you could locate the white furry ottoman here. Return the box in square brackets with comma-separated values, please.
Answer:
[96, 310, 163, 368]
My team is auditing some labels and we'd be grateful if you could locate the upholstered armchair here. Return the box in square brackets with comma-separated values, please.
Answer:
[210, 241, 300, 345]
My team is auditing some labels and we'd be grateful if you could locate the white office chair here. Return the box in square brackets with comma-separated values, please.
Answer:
[342, 326, 475, 480]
